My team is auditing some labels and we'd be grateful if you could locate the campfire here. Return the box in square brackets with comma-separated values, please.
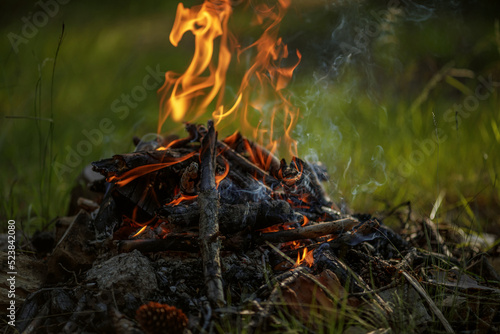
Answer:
[8, 0, 500, 333]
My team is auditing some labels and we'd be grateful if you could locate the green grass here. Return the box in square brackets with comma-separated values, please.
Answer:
[1, 1, 499, 238]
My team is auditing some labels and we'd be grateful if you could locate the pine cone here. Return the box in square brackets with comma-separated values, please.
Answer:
[135, 302, 188, 334]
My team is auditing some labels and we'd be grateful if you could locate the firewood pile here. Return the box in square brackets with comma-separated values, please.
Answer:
[4, 121, 500, 333]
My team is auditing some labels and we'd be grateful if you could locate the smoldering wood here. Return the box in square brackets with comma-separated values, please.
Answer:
[118, 234, 200, 253]
[292, 207, 342, 223]
[109, 164, 189, 218]
[217, 140, 281, 189]
[257, 218, 362, 244]
[310, 161, 329, 182]
[284, 157, 334, 209]
[117, 232, 253, 253]
[198, 120, 225, 307]
[298, 158, 334, 206]
[166, 122, 201, 149]
[113, 175, 163, 216]
[224, 131, 281, 177]
[91, 148, 198, 178]
[157, 199, 299, 235]
[216, 155, 273, 194]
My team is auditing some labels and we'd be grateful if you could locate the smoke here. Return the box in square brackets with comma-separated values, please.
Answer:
[286, 0, 468, 209]
[218, 178, 271, 204]
[292, 0, 462, 96]
[350, 145, 387, 200]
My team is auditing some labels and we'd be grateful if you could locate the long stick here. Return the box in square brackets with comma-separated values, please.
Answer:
[258, 218, 361, 243]
[199, 120, 225, 307]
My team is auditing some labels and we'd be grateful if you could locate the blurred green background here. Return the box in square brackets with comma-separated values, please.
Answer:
[1, 0, 499, 234]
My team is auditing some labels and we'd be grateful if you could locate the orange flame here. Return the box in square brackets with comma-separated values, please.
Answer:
[166, 194, 198, 206]
[280, 156, 303, 185]
[132, 225, 148, 238]
[158, 0, 233, 128]
[158, 0, 301, 159]
[223, 130, 240, 147]
[295, 247, 314, 267]
[242, 138, 278, 172]
[215, 157, 230, 187]
[301, 215, 309, 227]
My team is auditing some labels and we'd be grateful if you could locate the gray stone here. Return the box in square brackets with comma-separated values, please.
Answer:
[86, 250, 158, 304]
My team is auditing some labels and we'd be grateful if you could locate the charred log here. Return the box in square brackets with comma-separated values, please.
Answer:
[118, 234, 199, 253]
[91, 149, 197, 179]
[158, 199, 299, 235]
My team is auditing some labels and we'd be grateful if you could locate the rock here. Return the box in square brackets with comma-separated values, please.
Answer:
[86, 250, 158, 307]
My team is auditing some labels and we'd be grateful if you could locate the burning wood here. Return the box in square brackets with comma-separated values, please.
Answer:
[86, 123, 361, 256]
[12, 0, 500, 332]
[14, 126, 500, 332]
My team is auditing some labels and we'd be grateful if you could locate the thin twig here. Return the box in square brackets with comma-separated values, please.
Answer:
[199, 120, 225, 307]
